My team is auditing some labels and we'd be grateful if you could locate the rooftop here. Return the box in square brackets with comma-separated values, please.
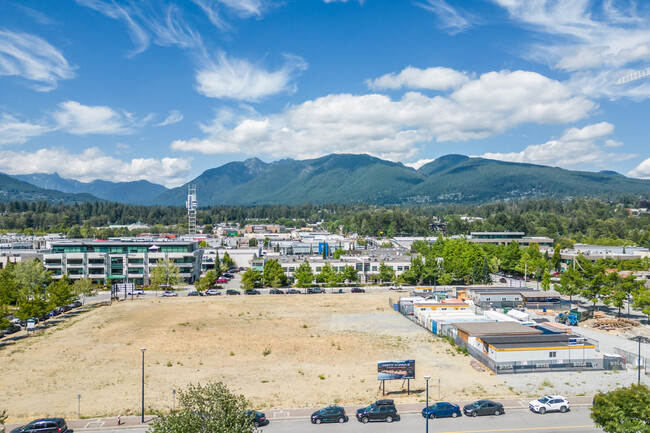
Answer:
[452, 321, 543, 335]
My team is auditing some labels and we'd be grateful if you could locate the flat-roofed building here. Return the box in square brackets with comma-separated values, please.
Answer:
[469, 232, 554, 249]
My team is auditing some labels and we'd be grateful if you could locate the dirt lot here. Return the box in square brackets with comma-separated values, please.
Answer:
[0, 293, 513, 421]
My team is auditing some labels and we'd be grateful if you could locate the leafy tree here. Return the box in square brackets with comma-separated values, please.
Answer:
[377, 262, 396, 284]
[557, 267, 584, 304]
[540, 271, 551, 291]
[333, 248, 345, 259]
[73, 277, 97, 305]
[14, 259, 51, 320]
[340, 265, 358, 283]
[203, 224, 213, 234]
[248, 238, 258, 247]
[591, 384, 650, 433]
[438, 272, 453, 286]
[150, 381, 256, 433]
[150, 259, 181, 291]
[66, 225, 82, 239]
[632, 285, 650, 323]
[240, 269, 262, 290]
[294, 260, 314, 288]
[48, 277, 76, 309]
[195, 270, 217, 292]
[318, 262, 340, 287]
[221, 252, 235, 269]
[581, 271, 607, 311]
[551, 246, 562, 271]
[608, 274, 645, 317]
[263, 259, 287, 287]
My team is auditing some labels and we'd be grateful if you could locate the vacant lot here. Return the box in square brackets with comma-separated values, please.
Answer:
[0, 293, 513, 421]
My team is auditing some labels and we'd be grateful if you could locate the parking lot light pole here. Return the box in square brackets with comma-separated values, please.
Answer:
[141, 348, 146, 423]
[424, 375, 431, 433]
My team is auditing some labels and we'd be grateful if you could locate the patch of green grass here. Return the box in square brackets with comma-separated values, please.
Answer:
[263, 347, 271, 357]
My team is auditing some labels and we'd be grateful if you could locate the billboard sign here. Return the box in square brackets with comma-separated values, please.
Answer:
[377, 360, 415, 380]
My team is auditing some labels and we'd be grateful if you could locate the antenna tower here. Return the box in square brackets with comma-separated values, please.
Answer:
[186, 184, 197, 236]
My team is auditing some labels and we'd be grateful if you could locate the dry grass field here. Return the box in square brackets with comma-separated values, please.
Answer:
[0, 293, 514, 421]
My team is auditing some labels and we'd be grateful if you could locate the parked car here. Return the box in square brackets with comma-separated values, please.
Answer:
[499, 277, 507, 283]
[311, 405, 349, 424]
[3, 323, 21, 335]
[205, 289, 220, 296]
[127, 288, 145, 295]
[351, 287, 365, 293]
[287, 288, 301, 294]
[356, 399, 398, 423]
[162, 291, 177, 297]
[187, 290, 203, 296]
[246, 289, 261, 295]
[10, 418, 68, 433]
[529, 395, 570, 414]
[216, 277, 229, 284]
[269, 289, 285, 294]
[422, 402, 462, 419]
[463, 400, 504, 417]
[245, 410, 268, 428]
[223, 273, 234, 278]
[307, 287, 326, 294]
[226, 289, 241, 295]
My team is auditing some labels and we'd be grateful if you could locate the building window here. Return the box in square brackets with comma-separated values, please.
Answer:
[372, 266, 378, 271]
[549, 351, 557, 358]
[485, 297, 491, 301]
[502, 297, 507, 301]
[404, 266, 409, 270]
[397, 266, 403, 271]
[316, 267, 322, 272]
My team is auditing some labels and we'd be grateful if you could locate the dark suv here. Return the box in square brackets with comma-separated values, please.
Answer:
[307, 287, 325, 294]
[356, 399, 398, 423]
[311, 405, 349, 424]
[10, 418, 68, 433]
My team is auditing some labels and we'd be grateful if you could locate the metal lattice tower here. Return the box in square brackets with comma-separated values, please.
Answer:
[186, 184, 197, 236]
[616, 67, 650, 85]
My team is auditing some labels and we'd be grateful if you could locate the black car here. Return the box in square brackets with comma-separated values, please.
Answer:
[356, 399, 398, 423]
[287, 288, 301, 294]
[187, 290, 203, 296]
[223, 273, 234, 278]
[226, 289, 241, 295]
[2, 324, 21, 336]
[307, 287, 326, 294]
[351, 287, 365, 293]
[311, 405, 349, 424]
[10, 418, 68, 433]
[463, 400, 504, 417]
[246, 289, 261, 295]
[245, 410, 268, 428]
[269, 289, 285, 294]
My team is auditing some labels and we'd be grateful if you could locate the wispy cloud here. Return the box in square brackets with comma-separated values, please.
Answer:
[195, 51, 308, 101]
[480, 122, 634, 168]
[417, 0, 477, 34]
[0, 28, 74, 91]
[0, 114, 51, 145]
[173, 69, 595, 161]
[0, 147, 191, 187]
[192, 0, 268, 31]
[75, 0, 202, 55]
[367, 66, 470, 91]
[157, 110, 183, 126]
[54, 101, 150, 135]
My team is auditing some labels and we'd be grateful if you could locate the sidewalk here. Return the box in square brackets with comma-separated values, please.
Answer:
[3, 396, 595, 431]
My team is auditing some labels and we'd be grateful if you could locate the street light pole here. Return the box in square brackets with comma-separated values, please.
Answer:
[141, 348, 146, 423]
[638, 336, 642, 385]
[424, 375, 431, 433]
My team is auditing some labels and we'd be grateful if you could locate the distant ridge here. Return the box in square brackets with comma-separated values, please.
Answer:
[0, 173, 100, 204]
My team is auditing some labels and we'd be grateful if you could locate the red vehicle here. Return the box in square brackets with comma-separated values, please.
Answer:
[216, 277, 229, 284]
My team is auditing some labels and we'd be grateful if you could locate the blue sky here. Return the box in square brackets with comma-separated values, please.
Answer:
[1, 0, 650, 187]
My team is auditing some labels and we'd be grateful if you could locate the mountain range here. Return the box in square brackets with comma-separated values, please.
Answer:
[3, 154, 650, 206]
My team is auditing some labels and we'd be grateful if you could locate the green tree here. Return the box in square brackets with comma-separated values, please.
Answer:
[377, 262, 396, 284]
[195, 270, 217, 292]
[591, 384, 650, 433]
[557, 267, 584, 304]
[73, 277, 97, 305]
[340, 265, 358, 283]
[632, 284, 650, 323]
[540, 271, 551, 291]
[263, 259, 287, 287]
[240, 269, 262, 290]
[48, 277, 76, 309]
[319, 263, 340, 287]
[221, 252, 235, 269]
[14, 259, 51, 321]
[150, 259, 181, 292]
[333, 248, 345, 259]
[248, 238, 258, 247]
[438, 272, 453, 286]
[294, 261, 314, 288]
[66, 225, 82, 239]
[203, 224, 213, 234]
[150, 381, 256, 433]
[582, 271, 607, 311]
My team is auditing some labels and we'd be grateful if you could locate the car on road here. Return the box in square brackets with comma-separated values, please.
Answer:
[351, 287, 365, 293]
[226, 289, 241, 295]
[245, 410, 268, 428]
[127, 288, 145, 295]
[499, 277, 507, 283]
[356, 399, 398, 423]
[205, 289, 220, 296]
[216, 277, 229, 284]
[245, 289, 261, 295]
[311, 405, 349, 424]
[10, 418, 68, 433]
[162, 291, 177, 297]
[2, 323, 21, 336]
[287, 288, 301, 294]
[187, 290, 203, 296]
[223, 272, 234, 279]
[269, 289, 285, 294]
[463, 400, 504, 417]
[307, 287, 326, 294]
[529, 395, 570, 414]
[422, 402, 462, 419]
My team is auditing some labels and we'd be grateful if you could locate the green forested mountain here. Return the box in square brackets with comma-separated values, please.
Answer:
[0, 173, 99, 204]
[151, 154, 650, 206]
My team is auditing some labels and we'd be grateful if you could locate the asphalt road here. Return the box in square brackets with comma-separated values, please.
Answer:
[77, 408, 601, 433]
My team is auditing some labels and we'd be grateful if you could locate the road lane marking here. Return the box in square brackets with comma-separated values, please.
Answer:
[438, 425, 596, 433]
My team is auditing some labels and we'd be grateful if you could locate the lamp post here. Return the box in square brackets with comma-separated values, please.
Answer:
[141, 348, 146, 423]
[424, 375, 431, 433]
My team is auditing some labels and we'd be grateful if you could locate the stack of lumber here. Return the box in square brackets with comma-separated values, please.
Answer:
[592, 318, 639, 331]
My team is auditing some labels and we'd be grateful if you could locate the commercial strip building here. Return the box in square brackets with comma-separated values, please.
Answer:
[559, 244, 650, 270]
[468, 232, 554, 249]
[43, 239, 203, 285]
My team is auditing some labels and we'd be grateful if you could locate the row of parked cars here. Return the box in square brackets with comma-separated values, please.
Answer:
[2, 300, 83, 338]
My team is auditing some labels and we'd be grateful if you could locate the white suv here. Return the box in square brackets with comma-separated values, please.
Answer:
[529, 395, 570, 414]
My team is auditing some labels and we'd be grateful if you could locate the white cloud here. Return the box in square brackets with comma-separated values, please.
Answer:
[405, 158, 435, 170]
[76, 0, 201, 54]
[192, 0, 268, 31]
[195, 52, 308, 101]
[417, 0, 476, 34]
[0, 28, 74, 90]
[492, 0, 650, 99]
[157, 110, 183, 126]
[172, 69, 595, 161]
[628, 158, 650, 179]
[367, 66, 470, 91]
[0, 147, 191, 187]
[0, 114, 50, 145]
[54, 101, 137, 135]
[480, 121, 634, 168]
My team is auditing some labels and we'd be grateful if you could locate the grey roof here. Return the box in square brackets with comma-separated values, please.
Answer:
[520, 290, 562, 298]
[480, 333, 591, 349]
[451, 321, 542, 335]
